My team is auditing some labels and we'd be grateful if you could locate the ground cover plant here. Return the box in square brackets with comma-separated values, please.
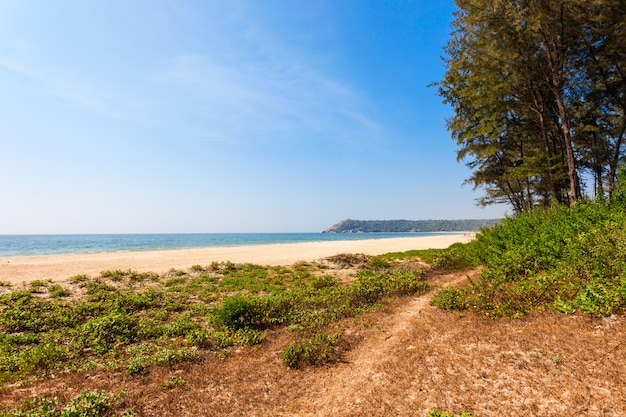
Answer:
[0, 253, 428, 414]
[431, 197, 626, 317]
[0, 389, 132, 417]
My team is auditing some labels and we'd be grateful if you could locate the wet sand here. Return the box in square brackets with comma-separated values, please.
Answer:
[0, 234, 474, 284]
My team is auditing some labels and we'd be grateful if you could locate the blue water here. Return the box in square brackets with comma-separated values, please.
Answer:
[0, 233, 457, 258]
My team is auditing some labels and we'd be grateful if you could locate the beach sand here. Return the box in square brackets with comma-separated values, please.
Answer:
[0, 234, 474, 284]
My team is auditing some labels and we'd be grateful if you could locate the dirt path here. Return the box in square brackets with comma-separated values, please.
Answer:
[288, 270, 473, 416]
[276, 267, 626, 416]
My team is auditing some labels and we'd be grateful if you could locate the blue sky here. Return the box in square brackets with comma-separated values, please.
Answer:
[0, 0, 506, 234]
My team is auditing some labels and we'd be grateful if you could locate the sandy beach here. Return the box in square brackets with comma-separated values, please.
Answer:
[0, 234, 474, 284]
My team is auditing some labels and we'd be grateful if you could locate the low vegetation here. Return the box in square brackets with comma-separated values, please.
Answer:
[0, 253, 428, 414]
[431, 197, 626, 317]
[0, 389, 131, 417]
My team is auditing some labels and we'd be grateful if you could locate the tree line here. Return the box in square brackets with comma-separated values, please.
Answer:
[437, 0, 626, 213]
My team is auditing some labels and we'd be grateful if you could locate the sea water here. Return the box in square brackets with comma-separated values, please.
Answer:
[0, 233, 457, 257]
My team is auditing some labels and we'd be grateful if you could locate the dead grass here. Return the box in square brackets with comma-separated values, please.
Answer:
[1, 269, 625, 416]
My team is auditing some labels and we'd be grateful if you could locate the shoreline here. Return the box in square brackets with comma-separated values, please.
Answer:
[0, 234, 474, 284]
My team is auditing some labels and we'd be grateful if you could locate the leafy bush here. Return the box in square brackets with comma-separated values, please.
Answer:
[431, 287, 469, 311]
[48, 284, 70, 298]
[0, 390, 130, 417]
[79, 311, 138, 353]
[280, 331, 341, 368]
[431, 242, 479, 270]
[434, 200, 626, 317]
[150, 347, 199, 366]
[17, 343, 68, 377]
[126, 357, 147, 375]
[212, 294, 292, 330]
[0, 293, 75, 332]
[212, 294, 264, 329]
[351, 269, 427, 306]
[62, 390, 123, 417]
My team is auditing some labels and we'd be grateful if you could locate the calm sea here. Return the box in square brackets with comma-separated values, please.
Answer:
[0, 233, 454, 258]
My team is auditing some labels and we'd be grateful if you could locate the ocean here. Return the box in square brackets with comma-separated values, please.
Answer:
[0, 233, 456, 258]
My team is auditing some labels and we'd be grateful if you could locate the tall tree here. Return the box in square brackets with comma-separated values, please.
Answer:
[437, 0, 626, 212]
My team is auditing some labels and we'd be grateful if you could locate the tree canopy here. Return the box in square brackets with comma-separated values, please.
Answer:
[437, 0, 626, 213]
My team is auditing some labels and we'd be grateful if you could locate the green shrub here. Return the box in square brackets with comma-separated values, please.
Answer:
[431, 287, 469, 311]
[0, 390, 129, 417]
[367, 256, 391, 269]
[48, 284, 70, 298]
[28, 280, 47, 294]
[69, 274, 89, 283]
[100, 269, 130, 281]
[150, 347, 199, 366]
[0, 293, 75, 332]
[0, 395, 58, 417]
[61, 389, 126, 417]
[18, 343, 67, 377]
[165, 313, 198, 337]
[351, 269, 427, 306]
[574, 280, 614, 315]
[308, 276, 338, 290]
[168, 268, 187, 277]
[212, 295, 261, 329]
[126, 357, 146, 375]
[280, 343, 304, 368]
[280, 331, 341, 368]
[437, 200, 626, 317]
[186, 328, 212, 348]
[213, 294, 292, 330]
[79, 311, 138, 353]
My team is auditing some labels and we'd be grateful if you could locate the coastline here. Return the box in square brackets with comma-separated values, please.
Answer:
[0, 233, 474, 284]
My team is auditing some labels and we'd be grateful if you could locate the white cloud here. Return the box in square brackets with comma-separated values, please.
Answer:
[0, 1, 386, 150]
[0, 57, 157, 128]
[153, 48, 383, 146]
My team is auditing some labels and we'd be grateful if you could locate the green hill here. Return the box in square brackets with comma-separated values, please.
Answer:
[323, 219, 499, 233]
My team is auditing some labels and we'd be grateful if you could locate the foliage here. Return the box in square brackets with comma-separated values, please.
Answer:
[431, 287, 469, 311]
[158, 375, 185, 389]
[419, 242, 480, 271]
[0, 390, 130, 417]
[280, 331, 342, 368]
[437, 0, 626, 211]
[432, 199, 626, 317]
[0, 254, 430, 386]
[79, 311, 138, 353]
[48, 284, 70, 298]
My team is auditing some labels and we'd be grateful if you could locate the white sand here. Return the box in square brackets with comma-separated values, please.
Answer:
[0, 234, 474, 284]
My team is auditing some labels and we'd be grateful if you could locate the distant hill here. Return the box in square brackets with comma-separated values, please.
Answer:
[322, 219, 500, 233]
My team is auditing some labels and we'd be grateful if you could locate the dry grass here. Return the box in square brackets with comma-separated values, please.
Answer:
[1, 269, 625, 416]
